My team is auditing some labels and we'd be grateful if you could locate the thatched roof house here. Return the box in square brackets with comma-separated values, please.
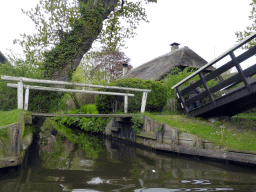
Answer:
[122, 44, 216, 81]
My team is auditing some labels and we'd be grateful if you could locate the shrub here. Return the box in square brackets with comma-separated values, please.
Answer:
[53, 104, 108, 133]
[131, 116, 143, 133]
[95, 78, 168, 114]
[80, 104, 99, 114]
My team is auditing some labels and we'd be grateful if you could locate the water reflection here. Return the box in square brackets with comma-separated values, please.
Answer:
[0, 125, 256, 191]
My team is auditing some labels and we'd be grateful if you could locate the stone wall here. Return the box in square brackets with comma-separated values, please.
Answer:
[105, 116, 256, 165]
[0, 112, 33, 168]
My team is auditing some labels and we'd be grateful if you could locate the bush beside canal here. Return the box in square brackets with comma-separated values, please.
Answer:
[52, 104, 109, 133]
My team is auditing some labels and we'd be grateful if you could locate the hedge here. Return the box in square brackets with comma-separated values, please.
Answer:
[95, 78, 168, 113]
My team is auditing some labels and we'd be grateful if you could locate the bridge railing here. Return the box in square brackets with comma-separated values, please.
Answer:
[172, 32, 256, 116]
[1, 76, 151, 114]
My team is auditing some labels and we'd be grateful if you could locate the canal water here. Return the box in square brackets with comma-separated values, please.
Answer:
[0, 126, 256, 192]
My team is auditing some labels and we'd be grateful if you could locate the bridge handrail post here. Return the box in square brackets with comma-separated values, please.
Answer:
[230, 52, 252, 93]
[17, 81, 23, 109]
[24, 86, 30, 111]
[176, 87, 188, 114]
[124, 94, 128, 113]
[140, 91, 148, 113]
[199, 72, 216, 106]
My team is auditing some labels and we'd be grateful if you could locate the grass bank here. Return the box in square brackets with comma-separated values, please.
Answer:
[145, 112, 256, 152]
[0, 109, 23, 127]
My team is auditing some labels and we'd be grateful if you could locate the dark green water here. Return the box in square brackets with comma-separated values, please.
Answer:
[1, 126, 256, 192]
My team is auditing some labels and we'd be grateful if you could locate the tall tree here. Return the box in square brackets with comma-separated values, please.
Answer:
[14, 0, 156, 81]
[235, 0, 256, 49]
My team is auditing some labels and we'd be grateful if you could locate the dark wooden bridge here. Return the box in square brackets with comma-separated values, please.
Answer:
[173, 32, 256, 118]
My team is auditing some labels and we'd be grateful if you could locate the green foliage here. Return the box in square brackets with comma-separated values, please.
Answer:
[23, 125, 37, 138]
[28, 90, 67, 113]
[214, 121, 222, 127]
[162, 67, 199, 100]
[80, 104, 99, 114]
[0, 129, 8, 139]
[53, 104, 108, 133]
[95, 78, 168, 114]
[235, 0, 256, 49]
[157, 126, 162, 132]
[131, 116, 143, 133]
[99, 1, 149, 51]
[14, 0, 82, 59]
[0, 52, 42, 111]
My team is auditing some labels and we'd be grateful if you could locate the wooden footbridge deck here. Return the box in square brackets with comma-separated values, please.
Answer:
[173, 32, 256, 118]
[31, 113, 139, 118]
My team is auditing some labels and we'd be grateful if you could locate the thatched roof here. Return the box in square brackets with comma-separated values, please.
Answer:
[122, 46, 215, 81]
[0, 51, 7, 64]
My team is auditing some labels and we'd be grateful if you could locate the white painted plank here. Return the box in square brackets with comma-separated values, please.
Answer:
[7, 83, 134, 97]
[2, 75, 151, 92]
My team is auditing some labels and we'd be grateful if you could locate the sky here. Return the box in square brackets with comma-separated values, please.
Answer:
[0, 0, 254, 71]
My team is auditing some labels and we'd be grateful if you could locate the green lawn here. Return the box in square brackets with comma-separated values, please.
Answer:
[145, 113, 256, 152]
[0, 109, 23, 127]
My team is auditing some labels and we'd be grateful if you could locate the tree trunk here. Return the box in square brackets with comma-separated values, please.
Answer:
[70, 93, 80, 109]
[52, 0, 119, 82]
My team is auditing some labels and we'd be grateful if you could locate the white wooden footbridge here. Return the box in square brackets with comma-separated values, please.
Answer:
[1, 76, 151, 117]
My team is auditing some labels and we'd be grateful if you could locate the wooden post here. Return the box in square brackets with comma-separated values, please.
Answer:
[24, 87, 30, 111]
[141, 91, 148, 113]
[199, 72, 216, 106]
[230, 52, 252, 93]
[17, 81, 23, 109]
[176, 87, 188, 114]
[124, 94, 128, 113]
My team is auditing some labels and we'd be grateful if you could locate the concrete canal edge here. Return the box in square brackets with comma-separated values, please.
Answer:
[105, 116, 256, 165]
[0, 112, 33, 168]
